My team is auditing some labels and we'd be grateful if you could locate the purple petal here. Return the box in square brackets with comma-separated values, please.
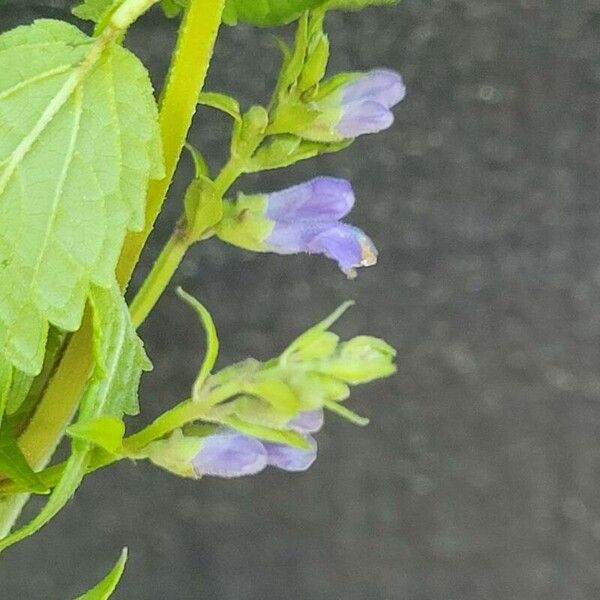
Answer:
[191, 432, 267, 478]
[307, 223, 378, 277]
[342, 69, 406, 109]
[266, 220, 336, 254]
[264, 436, 318, 472]
[265, 177, 354, 222]
[266, 221, 377, 275]
[337, 100, 394, 138]
[288, 409, 324, 434]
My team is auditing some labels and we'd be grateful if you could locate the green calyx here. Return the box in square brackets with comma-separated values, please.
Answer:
[214, 194, 274, 252]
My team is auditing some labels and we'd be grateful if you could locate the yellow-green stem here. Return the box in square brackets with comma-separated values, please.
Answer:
[129, 231, 191, 327]
[128, 155, 246, 329]
[0, 382, 241, 496]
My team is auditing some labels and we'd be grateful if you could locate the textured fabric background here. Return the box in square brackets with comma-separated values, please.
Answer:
[4, 1, 600, 598]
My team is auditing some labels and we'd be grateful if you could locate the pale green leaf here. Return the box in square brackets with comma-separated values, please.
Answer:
[0, 420, 49, 494]
[86, 284, 151, 420]
[185, 143, 209, 178]
[158, 0, 188, 17]
[198, 92, 241, 121]
[5, 369, 32, 418]
[223, 0, 328, 26]
[325, 0, 399, 9]
[72, 0, 119, 22]
[74, 548, 128, 600]
[6, 328, 65, 417]
[0, 20, 163, 375]
[0, 356, 12, 428]
[0, 285, 150, 551]
[177, 288, 219, 394]
[67, 416, 126, 454]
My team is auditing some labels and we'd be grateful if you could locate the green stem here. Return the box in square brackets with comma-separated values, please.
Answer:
[1, 0, 225, 535]
[128, 155, 246, 328]
[213, 156, 246, 196]
[0, 382, 241, 496]
[129, 229, 191, 328]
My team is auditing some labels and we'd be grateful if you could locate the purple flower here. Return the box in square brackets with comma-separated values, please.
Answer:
[191, 431, 268, 478]
[272, 69, 405, 142]
[288, 408, 324, 433]
[263, 177, 378, 277]
[264, 436, 317, 472]
[335, 69, 406, 138]
[190, 411, 323, 478]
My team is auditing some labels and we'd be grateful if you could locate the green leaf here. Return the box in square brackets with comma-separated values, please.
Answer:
[198, 92, 241, 121]
[159, 0, 188, 18]
[67, 416, 126, 455]
[86, 284, 152, 420]
[0, 285, 150, 552]
[0, 20, 163, 375]
[0, 357, 12, 429]
[6, 328, 65, 418]
[177, 288, 219, 394]
[0, 420, 49, 494]
[223, 0, 328, 26]
[74, 548, 128, 600]
[72, 0, 119, 22]
[324, 0, 399, 9]
[185, 143, 210, 178]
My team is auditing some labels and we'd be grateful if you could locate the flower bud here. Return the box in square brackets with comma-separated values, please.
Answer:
[319, 335, 397, 384]
[271, 69, 405, 142]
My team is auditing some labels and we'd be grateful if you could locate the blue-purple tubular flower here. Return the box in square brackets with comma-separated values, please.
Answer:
[288, 409, 324, 433]
[191, 411, 323, 478]
[191, 431, 267, 478]
[336, 69, 406, 138]
[264, 436, 317, 472]
[264, 177, 377, 277]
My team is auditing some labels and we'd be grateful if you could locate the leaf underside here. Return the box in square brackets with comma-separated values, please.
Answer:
[0, 19, 162, 375]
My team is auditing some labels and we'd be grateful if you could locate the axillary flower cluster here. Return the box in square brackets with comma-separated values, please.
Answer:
[216, 69, 405, 278]
[0, 0, 406, 592]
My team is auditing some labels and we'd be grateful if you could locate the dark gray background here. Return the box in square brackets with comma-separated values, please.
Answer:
[3, 1, 600, 598]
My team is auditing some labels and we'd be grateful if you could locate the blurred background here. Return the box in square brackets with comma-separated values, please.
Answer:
[4, 0, 600, 598]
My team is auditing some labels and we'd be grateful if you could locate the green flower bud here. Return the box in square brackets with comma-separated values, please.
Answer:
[232, 105, 269, 159]
[183, 175, 223, 241]
[214, 193, 273, 252]
[289, 371, 350, 409]
[319, 335, 397, 384]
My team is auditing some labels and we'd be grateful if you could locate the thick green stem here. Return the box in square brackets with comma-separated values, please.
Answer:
[0, 0, 225, 536]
